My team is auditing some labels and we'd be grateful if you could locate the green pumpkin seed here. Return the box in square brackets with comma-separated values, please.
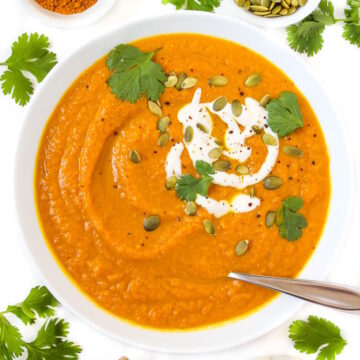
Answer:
[252, 125, 261, 134]
[231, 100, 243, 117]
[263, 176, 282, 190]
[235, 240, 249, 256]
[288, 6, 297, 14]
[262, 133, 278, 146]
[165, 74, 178, 88]
[269, 1, 276, 10]
[265, 13, 280, 16]
[184, 126, 194, 143]
[281, 0, 289, 8]
[148, 101, 162, 117]
[235, 165, 249, 175]
[209, 148, 222, 160]
[236, 0, 246, 6]
[158, 133, 170, 147]
[213, 96, 228, 112]
[196, 123, 208, 133]
[185, 201, 197, 216]
[129, 150, 141, 164]
[250, 5, 269, 10]
[282, 145, 303, 157]
[157, 116, 170, 133]
[214, 137, 224, 147]
[260, 94, 271, 107]
[251, 0, 261, 4]
[280, 8, 288, 14]
[181, 77, 198, 89]
[165, 176, 177, 190]
[176, 72, 187, 90]
[291, 0, 298, 6]
[261, 0, 271, 7]
[272, 4, 282, 13]
[253, 11, 271, 15]
[144, 215, 160, 231]
[299, 0, 307, 5]
[213, 160, 231, 172]
[208, 76, 228, 87]
[249, 186, 255, 198]
[203, 220, 215, 235]
[245, 73, 262, 87]
[265, 211, 276, 228]
[244, 0, 251, 10]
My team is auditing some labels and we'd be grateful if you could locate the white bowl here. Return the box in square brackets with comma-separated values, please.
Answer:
[15, 12, 354, 354]
[218, 0, 320, 28]
[20, 0, 116, 28]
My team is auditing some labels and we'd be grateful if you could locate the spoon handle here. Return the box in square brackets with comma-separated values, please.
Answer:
[228, 272, 360, 313]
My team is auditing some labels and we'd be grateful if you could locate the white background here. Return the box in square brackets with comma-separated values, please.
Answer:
[0, 0, 359, 359]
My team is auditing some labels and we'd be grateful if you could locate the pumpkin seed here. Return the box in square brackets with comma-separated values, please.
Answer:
[260, 94, 271, 107]
[236, 0, 246, 5]
[213, 96, 228, 112]
[265, 211, 276, 227]
[269, 1, 276, 10]
[203, 220, 215, 235]
[196, 123, 208, 133]
[144, 215, 160, 231]
[288, 6, 297, 14]
[249, 186, 255, 197]
[148, 101, 162, 117]
[299, 0, 307, 5]
[291, 0, 298, 6]
[253, 11, 271, 15]
[235, 240, 249, 256]
[281, 0, 289, 8]
[129, 150, 141, 164]
[262, 133, 278, 146]
[165, 74, 178, 88]
[244, 0, 251, 10]
[157, 116, 170, 133]
[184, 126, 194, 143]
[165, 176, 177, 190]
[214, 137, 224, 147]
[209, 148, 222, 160]
[280, 8, 288, 15]
[235, 165, 249, 175]
[245, 73, 262, 87]
[251, 0, 261, 4]
[208, 76, 228, 87]
[272, 4, 282, 13]
[263, 176, 282, 190]
[176, 72, 187, 90]
[231, 100, 243, 117]
[261, 0, 271, 7]
[181, 77, 198, 89]
[282, 145, 303, 157]
[158, 133, 170, 147]
[252, 125, 261, 134]
[265, 13, 280, 16]
[185, 201, 197, 216]
[213, 160, 231, 172]
[250, 5, 269, 10]
[272, 0, 281, 3]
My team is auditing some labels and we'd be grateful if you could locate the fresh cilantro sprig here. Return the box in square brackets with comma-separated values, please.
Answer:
[275, 196, 307, 241]
[266, 91, 303, 137]
[0, 33, 57, 106]
[162, 0, 221, 11]
[106, 44, 167, 103]
[0, 286, 82, 359]
[176, 160, 215, 201]
[287, 0, 360, 56]
[289, 315, 347, 359]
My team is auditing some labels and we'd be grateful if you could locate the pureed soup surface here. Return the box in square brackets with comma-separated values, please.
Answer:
[35, 34, 330, 329]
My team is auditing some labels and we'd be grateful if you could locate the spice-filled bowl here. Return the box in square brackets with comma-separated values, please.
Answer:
[20, 0, 116, 28]
[219, 0, 320, 28]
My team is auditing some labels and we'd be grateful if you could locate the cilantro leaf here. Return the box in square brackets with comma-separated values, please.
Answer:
[0, 33, 57, 106]
[266, 91, 303, 137]
[283, 195, 303, 212]
[106, 44, 167, 103]
[176, 160, 214, 201]
[343, 0, 360, 47]
[162, 0, 221, 11]
[289, 315, 347, 360]
[24, 318, 81, 360]
[6, 286, 59, 325]
[0, 314, 24, 359]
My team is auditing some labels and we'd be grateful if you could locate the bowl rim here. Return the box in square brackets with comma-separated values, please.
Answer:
[19, 0, 116, 28]
[14, 11, 355, 354]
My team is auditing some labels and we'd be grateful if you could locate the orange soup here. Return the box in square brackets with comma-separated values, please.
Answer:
[35, 34, 330, 329]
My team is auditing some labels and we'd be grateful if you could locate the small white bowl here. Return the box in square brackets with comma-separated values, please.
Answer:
[15, 12, 354, 354]
[218, 0, 320, 28]
[20, 0, 116, 28]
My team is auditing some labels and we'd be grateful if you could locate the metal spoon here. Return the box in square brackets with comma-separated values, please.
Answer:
[228, 272, 360, 313]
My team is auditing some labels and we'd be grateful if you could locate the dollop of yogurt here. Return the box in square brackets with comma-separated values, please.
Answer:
[165, 88, 279, 218]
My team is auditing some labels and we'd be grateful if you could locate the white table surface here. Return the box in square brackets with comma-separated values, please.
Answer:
[0, 0, 359, 359]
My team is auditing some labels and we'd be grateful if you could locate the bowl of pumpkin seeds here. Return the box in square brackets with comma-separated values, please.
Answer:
[232, 0, 320, 27]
